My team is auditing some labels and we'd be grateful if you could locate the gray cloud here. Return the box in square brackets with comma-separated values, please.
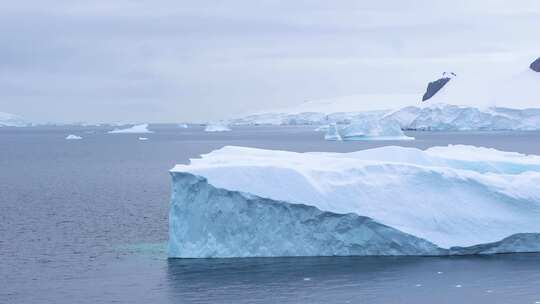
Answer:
[1, 0, 540, 123]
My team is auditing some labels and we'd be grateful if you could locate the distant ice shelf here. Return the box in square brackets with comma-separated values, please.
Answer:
[108, 123, 153, 134]
[169, 145, 540, 258]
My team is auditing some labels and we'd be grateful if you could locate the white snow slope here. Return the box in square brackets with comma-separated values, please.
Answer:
[172, 145, 540, 249]
[108, 124, 153, 134]
[231, 66, 540, 130]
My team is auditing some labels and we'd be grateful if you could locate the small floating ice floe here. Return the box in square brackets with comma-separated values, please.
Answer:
[415, 284, 422, 287]
[303, 278, 311, 281]
[455, 284, 462, 288]
[65, 134, 82, 140]
[108, 123, 153, 134]
[138, 137, 148, 141]
[178, 123, 189, 128]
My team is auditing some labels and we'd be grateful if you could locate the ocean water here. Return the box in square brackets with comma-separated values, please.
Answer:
[1, 125, 540, 304]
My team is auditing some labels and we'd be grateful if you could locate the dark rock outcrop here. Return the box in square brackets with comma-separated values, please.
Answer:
[422, 72, 456, 102]
[530, 57, 540, 72]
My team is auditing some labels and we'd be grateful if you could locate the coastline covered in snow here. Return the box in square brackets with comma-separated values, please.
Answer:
[169, 145, 540, 258]
[230, 59, 540, 131]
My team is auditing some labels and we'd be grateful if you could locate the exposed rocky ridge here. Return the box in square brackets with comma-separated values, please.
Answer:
[422, 72, 456, 101]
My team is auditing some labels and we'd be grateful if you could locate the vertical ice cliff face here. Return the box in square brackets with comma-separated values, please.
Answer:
[168, 172, 444, 258]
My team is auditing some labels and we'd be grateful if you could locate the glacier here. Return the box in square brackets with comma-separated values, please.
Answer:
[326, 117, 414, 141]
[169, 145, 540, 258]
[108, 123, 153, 134]
[232, 103, 540, 131]
[386, 103, 540, 131]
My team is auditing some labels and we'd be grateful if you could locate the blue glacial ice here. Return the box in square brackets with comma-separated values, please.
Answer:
[169, 145, 540, 258]
[325, 117, 414, 141]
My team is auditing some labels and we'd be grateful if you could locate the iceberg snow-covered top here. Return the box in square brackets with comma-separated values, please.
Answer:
[172, 145, 540, 248]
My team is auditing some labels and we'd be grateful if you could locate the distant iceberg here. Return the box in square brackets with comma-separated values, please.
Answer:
[330, 117, 413, 141]
[178, 123, 189, 129]
[169, 145, 540, 258]
[324, 123, 342, 141]
[204, 122, 231, 132]
[65, 134, 82, 140]
[108, 124, 153, 134]
[138, 137, 148, 141]
[0, 112, 28, 127]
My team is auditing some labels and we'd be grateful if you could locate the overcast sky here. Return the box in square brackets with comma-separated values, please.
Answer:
[1, 0, 540, 123]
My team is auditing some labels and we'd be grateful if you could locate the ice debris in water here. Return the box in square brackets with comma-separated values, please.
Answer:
[65, 134, 82, 140]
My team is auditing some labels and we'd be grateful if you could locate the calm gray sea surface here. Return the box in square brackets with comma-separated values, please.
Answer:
[1, 125, 540, 304]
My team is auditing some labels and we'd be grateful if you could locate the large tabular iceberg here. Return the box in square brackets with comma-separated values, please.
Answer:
[169, 145, 540, 258]
[108, 123, 153, 134]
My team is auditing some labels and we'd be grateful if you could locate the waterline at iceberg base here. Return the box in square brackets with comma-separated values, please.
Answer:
[168, 146, 540, 258]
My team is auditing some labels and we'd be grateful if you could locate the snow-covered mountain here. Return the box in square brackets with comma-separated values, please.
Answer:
[231, 58, 540, 131]
[0, 112, 28, 127]
[169, 145, 540, 257]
